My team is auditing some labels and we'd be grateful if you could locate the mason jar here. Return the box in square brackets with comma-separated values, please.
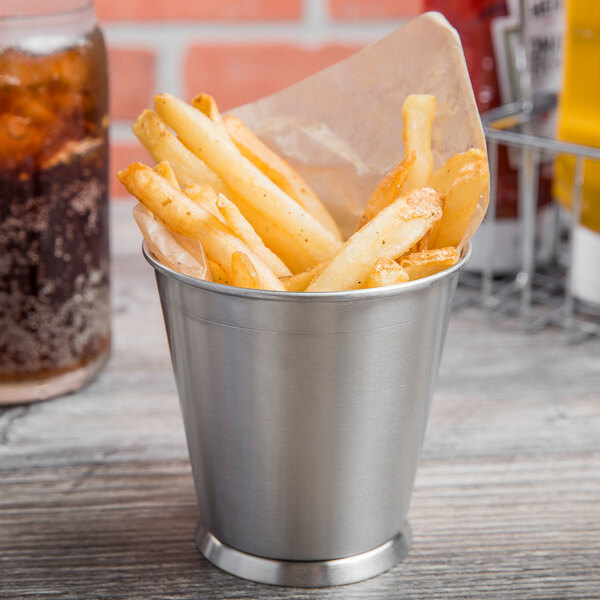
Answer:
[0, 0, 110, 403]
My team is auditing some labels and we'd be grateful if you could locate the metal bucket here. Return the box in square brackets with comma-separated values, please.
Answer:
[144, 245, 470, 587]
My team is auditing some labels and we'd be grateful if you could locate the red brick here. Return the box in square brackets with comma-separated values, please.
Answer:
[97, 0, 302, 21]
[329, 0, 423, 19]
[108, 48, 155, 120]
[185, 44, 362, 111]
[110, 142, 152, 199]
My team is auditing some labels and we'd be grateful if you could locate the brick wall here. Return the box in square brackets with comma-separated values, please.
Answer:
[101, 0, 423, 198]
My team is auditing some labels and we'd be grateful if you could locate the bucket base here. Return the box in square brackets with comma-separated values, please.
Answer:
[195, 522, 412, 587]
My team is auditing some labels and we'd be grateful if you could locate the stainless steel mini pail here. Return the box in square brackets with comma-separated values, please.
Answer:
[144, 245, 470, 587]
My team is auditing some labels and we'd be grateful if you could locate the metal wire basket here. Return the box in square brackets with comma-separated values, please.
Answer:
[455, 0, 600, 344]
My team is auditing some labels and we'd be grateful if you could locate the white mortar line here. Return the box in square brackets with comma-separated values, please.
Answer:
[110, 121, 136, 142]
[303, 0, 329, 41]
[153, 35, 186, 97]
[102, 20, 407, 47]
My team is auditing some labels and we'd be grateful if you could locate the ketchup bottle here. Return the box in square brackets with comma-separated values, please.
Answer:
[424, 0, 555, 222]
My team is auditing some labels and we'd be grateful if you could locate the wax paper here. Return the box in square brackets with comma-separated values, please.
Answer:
[138, 12, 487, 277]
[133, 204, 212, 281]
[232, 12, 487, 242]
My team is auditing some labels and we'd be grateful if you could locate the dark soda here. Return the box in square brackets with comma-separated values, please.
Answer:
[0, 27, 110, 383]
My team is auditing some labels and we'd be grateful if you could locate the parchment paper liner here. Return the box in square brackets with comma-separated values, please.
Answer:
[140, 12, 487, 280]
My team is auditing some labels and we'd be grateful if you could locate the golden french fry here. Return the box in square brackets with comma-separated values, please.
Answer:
[428, 148, 488, 247]
[133, 109, 224, 190]
[356, 152, 416, 230]
[132, 203, 212, 281]
[404, 230, 431, 256]
[117, 162, 285, 291]
[136, 184, 215, 269]
[230, 251, 262, 289]
[355, 94, 435, 229]
[183, 183, 291, 277]
[416, 231, 430, 251]
[153, 93, 341, 273]
[306, 188, 442, 292]
[208, 259, 230, 285]
[185, 182, 300, 277]
[429, 148, 487, 194]
[367, 258, 409, 288]
[399, 247, 459, 280]
[217, 192, 306, 272]
[280, 262, 326, 292]
[192, 93, 224, 127]
[183, 183, 226, 222]
[430, 159, 489, 249]
[191, 93, 235, 146]
[402, 94, 435, 190]
[152, 161, 180, 190]
[215, 193, 291, 277]
[223, 114, 342, 241]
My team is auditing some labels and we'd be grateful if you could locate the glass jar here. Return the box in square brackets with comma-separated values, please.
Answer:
[0, 0, 110, 403]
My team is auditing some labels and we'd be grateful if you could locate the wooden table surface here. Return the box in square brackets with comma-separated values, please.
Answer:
[2, 202, 599, 599]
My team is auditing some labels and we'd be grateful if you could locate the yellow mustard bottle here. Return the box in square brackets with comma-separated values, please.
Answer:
[553, 0, 600, 232]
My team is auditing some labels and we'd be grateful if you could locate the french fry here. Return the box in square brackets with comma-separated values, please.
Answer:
[402, 94, 435, 190]
[135, 190, 214, 268]
[230, 252, 261, 289]
[183, 183, 227, 222]
[280, 262, 326, 292]
[215, 193, 291, 277]
[403, 230, 431, 257]
[192, 93, 225, 128]
[416, 231, 430, 251]
[117, 162, 285, 291]
[306, 188, 442, 292]
[367, 258, 409, 288]
[208, 259, 230, 285]
[133, 109, 224, 190]
[399, 247, 459, 280]
[153, 93, 341, 273]
[356, 94, 435, 229]
[153, 161, 180, 190]
[223, 114, 343, 241]
[429, 148, 487, 194]
[428, 149, 488, 248]
[430, 159, 489, 249]
[183, 184, 297, 277]
[191, 93, 235, 147]
[183, 183, 291, 277]
[356, 152, 416, 230]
